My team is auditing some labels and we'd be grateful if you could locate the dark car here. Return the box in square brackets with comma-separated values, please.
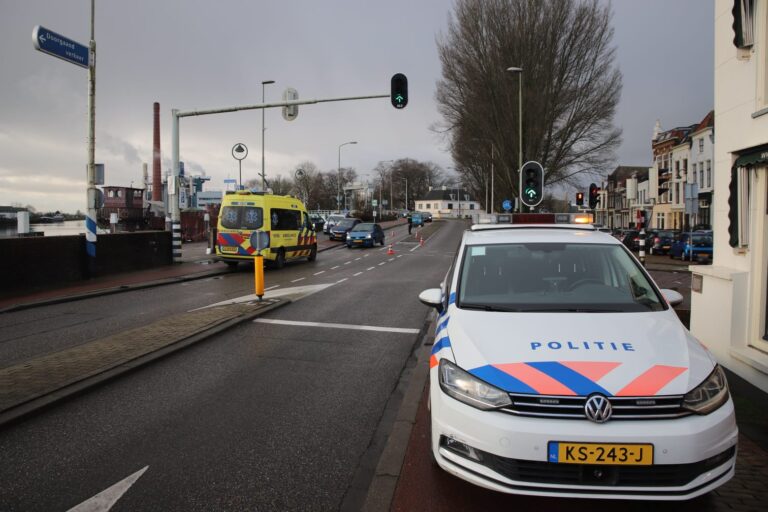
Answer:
[619, 230, 640, 251]
[324, 214, 347, 234]
[346, 222, 385, 248]
[309, 214, 325, 233]
[329, 218, 362, 241]
[421, 211, 433, 222]
[670, 232, 713, 261]
[649, 229, 679, 255]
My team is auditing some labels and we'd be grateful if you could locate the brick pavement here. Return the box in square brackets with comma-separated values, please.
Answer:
[0, 298, 286, 425]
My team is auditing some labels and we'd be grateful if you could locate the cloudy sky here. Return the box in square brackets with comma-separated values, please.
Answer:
[0, 0, 714, 213]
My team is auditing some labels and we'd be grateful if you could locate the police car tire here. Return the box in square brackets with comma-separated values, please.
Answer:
[308, 244, 317, 262]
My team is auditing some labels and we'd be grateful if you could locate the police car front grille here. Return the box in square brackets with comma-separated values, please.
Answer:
[501, 394, 691, 420]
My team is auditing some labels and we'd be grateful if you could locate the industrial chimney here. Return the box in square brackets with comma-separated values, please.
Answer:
[152, 102, 162, 201]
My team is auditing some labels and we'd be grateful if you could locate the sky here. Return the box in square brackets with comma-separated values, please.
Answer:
[0, 0, 714, 213]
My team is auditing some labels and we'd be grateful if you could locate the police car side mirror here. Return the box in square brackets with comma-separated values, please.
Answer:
[419, 288, 444, 313]
[660, 289, 684, 307]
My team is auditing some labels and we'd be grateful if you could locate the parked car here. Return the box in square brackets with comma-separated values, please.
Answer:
[418, 222, 736, 500]
[649, 229, 680, 255]
[324, 214, 347, 235]
[670, 232, 714, 261]
[619, 230, 640, 251]
[421, 211, 433, 222]
[309, 213, 325, 233]
[345, 222, 385, 248]
[328, 218, 362, 241]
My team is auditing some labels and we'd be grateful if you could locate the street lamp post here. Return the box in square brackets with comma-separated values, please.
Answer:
[338, 141, 357, 212]
[506, 67, 523, 211]
[261, 80, 275, 191]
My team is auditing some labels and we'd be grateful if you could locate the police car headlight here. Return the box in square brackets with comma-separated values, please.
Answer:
[438, 359, 511, 410]
[683, 365, 729, 414]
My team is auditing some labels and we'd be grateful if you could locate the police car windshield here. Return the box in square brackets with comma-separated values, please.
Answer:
[458, 242, 664, 313]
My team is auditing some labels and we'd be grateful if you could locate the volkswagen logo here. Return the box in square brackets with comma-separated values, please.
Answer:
[584, 395, 612, 423]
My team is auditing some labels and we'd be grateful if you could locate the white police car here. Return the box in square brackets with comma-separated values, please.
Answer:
[419, 223, 737, 500]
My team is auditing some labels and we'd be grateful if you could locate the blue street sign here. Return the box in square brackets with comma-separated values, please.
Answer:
[502, 199, 512, 212]
[32, 25, 89, 69]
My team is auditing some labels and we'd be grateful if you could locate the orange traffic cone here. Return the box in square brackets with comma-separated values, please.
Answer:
[419, 235, 424, 247]
[387, 244, 395, 255]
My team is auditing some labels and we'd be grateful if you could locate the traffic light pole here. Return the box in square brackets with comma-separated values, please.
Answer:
[170, 93, 388, 263]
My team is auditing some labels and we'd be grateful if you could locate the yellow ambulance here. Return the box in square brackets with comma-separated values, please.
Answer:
[215, 191, 317, 269]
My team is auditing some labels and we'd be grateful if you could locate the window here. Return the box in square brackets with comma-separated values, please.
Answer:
[738, 167, 751, 246]
[692, 163, 698, 183]
[733, 0, 755, 48]
[220, 206, 263, 230]
[270, 208, 300, 230]
[707, 160, 712, 188]
[698, 139, 704, 153]
[469, 204, 475, 210]
[426, 203, 431, 209]
[417, 203, 423, 209]
[700, 165, 705, 187]
[447, 203, 453, 209]
[657, 213, 665, 229]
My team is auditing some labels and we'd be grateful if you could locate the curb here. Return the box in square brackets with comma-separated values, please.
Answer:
[0, 299, 289, 427]
[361, 312, 436, 512]
[0, 266, 235, 314]
[1, 243, 343, 314]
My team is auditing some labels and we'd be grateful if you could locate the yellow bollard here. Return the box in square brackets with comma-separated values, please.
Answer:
[254, 253, 264, 301]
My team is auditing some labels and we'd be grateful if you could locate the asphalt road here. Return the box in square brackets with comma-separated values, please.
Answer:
[0, 220, 466, 512]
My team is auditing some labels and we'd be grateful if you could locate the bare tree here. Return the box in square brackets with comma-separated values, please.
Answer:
[436, 0, 622, 206]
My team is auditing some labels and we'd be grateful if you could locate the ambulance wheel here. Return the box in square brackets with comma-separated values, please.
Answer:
[307, 244, 317, 262]
[274, 249, 286, 269]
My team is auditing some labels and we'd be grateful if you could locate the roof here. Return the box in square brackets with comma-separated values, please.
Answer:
[691, 110, 715, 136]
[607, 166, 649, 184]
[464, 225, 619, 246]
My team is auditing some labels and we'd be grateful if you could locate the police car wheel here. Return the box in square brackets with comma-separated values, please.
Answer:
[308, 244, 317, 262]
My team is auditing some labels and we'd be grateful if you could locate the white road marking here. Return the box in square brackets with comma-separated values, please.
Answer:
[337, 278, 348, 283]
[331, 266, 340, 270]
[265, 285, 280, 291]
[314, 271, 325, 275]
[254, 318, 420, 334]
[378, 262, 386, 266]
[410, 244, 420, 252]
[397, 255, 403, 258]
[355, 257, 361, 261]
[363, 254, 370, 257]
[367, 267, 375, 271]
[344, 261, 352, 265]
[291, 277, 306, 283]
[191, 284, 336, 310]
[67, 466, 148, 512]
[388, 258, 395, 262]
[353, 272, 363, 276]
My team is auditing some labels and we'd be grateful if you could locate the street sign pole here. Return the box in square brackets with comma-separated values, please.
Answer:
[85, 0, 97, 271]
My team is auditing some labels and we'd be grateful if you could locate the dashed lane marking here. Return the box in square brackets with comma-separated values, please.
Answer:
[254, 318, 420, 334]
[397, 255, 403, 258]
[291, 277, 305, 283]
[265, 285, 280, 291]
[367, 267, 375, 271]
[355, 258, 361, 261]
[337, 278, 348, 283]
[388, 258, 395, 262]
[353, 272, 363, 277]
[378, 262, 386, 266]
[314, 271, 325, 275]
[344, 261, 351, 265]
[331, 266, 340, 270]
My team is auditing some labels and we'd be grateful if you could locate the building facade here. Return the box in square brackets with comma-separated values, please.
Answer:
[416, 188, 481, 219]
[690, 0, 768, 393]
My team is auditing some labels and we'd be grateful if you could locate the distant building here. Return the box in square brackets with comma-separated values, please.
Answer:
[0, 205, 27, 223]
[197, 191, 223, 208]
[416, 187, 481, 219]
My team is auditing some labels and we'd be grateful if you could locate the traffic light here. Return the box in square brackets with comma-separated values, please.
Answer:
[519, 161, 544, 208]
[576, 192, 584, 206]
[391, 73, 408, 109]
[588, 183, 600, 209]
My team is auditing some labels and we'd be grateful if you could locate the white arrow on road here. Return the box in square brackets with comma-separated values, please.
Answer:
[67, 466, 148, 512]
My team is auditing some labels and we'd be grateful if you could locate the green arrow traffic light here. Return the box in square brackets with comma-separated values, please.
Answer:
[391, 73, 408, 109]
[519, 161, 544, 208]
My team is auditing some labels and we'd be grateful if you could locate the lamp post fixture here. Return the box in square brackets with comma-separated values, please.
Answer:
[261, 80, 275, 191]
[506, 67, 523, 211]
[338, 141, 357, 211]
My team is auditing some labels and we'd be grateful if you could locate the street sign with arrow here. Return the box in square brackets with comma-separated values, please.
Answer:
[32, 25, 89, 68]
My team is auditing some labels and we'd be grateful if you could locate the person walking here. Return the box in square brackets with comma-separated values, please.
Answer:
[407, 213, 413, 235]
